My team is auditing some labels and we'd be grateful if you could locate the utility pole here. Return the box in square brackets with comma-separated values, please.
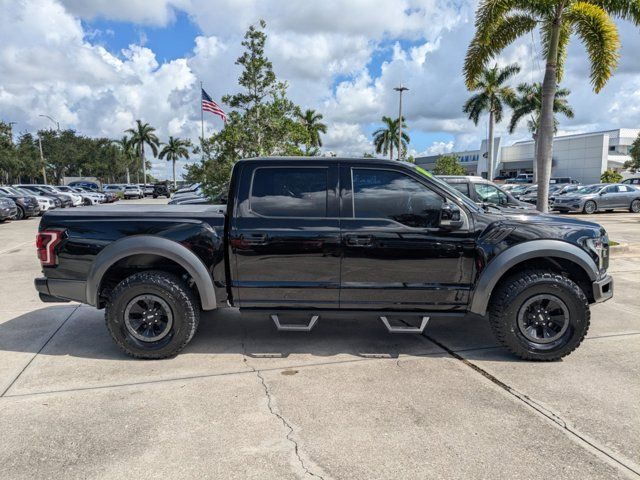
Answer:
[394, 85, 409, 161]
[38, 136, 47, 184]
[39, 114, 60, 132]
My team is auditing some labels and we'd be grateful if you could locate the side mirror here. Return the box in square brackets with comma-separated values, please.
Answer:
[599, 191, 606, 196]
[440, 203, 464, 230]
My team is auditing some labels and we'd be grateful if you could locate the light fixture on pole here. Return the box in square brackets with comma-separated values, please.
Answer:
[394, 85, 408, 161]
[39, 114, 60, 131]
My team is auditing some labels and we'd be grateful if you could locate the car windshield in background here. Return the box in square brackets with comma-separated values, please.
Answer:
[409, 165, 482, 212]
[576, 185, 603, 194]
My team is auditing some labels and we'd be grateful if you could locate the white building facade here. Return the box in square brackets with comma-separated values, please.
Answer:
[416, 128, 639, 184]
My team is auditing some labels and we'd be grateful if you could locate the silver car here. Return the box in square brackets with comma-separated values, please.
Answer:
[552, 183, 640, 214]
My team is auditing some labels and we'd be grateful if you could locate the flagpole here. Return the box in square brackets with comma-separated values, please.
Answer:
[200, 81, 204, 148]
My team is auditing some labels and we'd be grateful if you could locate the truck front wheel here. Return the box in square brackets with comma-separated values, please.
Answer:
[105, 271, 200, 359]
[488, 270, 590, 361]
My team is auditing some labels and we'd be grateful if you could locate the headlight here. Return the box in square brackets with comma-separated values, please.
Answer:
[586, 234, 609, 272]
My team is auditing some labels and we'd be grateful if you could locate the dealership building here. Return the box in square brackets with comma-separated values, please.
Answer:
[416, 128, 639, 184]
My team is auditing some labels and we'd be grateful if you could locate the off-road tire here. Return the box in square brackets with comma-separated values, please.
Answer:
[630, 199, 640, 213]
[105, 271, 200, 359]
[488, 270, 590, 361]
[583, 200, 597, 214]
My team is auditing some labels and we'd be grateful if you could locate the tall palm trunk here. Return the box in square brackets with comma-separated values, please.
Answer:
[487, 110, 495, 181]
[126, 168, 130, 184]
[172, 159, 177, 189]
[141, 143, 147, 185]
[532, 131, 538, 183]
[389, 143, 394, 161]
[536, 14, 562, 213]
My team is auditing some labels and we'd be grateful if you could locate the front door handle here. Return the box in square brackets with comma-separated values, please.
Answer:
[242, 233, 268, 245]
[345, 235, 374, 247]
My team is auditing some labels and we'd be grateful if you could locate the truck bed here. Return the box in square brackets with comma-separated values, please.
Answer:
[43, 204, 226, 218]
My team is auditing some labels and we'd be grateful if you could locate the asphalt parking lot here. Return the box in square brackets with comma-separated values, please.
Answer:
[0, 200, 638, 479]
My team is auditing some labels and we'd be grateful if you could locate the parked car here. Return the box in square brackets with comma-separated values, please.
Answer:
[549, 184, 582, 207]
[152, 183, 171, 198]
[104, 184, 125, 194]
[39, 185, 83, 207]
[138, 184, 155, 197]
[0, 190, 40, 219]
[16, 185, 74, 208]
[513, 173, 534, 183]
[174, 182, 201, 195]
[438, 176, 535, 210]
[550, 177, 579, 185]
[54, 185, 98, 206]
[123, 185, 144, 199]
[35, 157, 613, 362]
[0, 186, 56, 214]
[71, 187, 106, 204]
[622, 178, 640, 185]
[68, 181, 101, 191]
[0, 196, 17, 222]
[552, 183, 640, 214]
[519, 184, 565, 204]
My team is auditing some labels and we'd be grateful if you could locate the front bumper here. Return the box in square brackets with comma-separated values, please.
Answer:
[35, 277, 87, 304]
[592, 274, 613, 303]
[553, 202, 583, 212]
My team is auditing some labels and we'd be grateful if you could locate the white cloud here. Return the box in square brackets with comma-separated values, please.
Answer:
[2, 0, 640, 181]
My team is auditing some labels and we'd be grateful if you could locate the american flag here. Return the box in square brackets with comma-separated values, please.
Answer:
[201, 88, 227, 122]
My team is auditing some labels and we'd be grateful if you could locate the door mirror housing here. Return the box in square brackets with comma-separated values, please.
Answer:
[440, 203, 464, 230]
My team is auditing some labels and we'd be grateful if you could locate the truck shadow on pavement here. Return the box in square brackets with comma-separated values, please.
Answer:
[0, 305, 519, 363]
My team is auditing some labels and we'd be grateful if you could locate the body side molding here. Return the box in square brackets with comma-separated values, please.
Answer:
[469, 239, 599, 316]
[86, 235, 217, 310]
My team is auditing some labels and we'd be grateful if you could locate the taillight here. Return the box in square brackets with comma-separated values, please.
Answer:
[36, 229, 65, 267]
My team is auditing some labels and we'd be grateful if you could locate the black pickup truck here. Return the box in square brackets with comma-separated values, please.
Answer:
[34, 157, 613, 360]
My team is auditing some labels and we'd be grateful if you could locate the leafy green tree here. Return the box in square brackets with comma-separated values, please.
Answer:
[159, 136, 191, 188]
[297, 109, 327, 155]
[373, 116, 409, 160]
[126, 120, 160, 185]
[464, 0, 640, 212]
[0, 122, 16, 183]
[432, 154, 467, 175]
[463, 63, 520, 181]
[624, 132, 640, 173]
[187, 21, 310, 195]
[601, 169, 623, 183]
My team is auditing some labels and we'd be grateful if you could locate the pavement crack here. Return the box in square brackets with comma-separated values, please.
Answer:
[422, 333, 640, 479]
[240, 324, 325, 480]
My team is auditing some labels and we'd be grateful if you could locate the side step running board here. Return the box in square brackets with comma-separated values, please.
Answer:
[271, 314, 319, 332]
[380, 316, 430, 334]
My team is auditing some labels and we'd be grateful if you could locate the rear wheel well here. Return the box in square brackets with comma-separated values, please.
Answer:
[490, 257, 594, 305]
[98, 254, 200, 308]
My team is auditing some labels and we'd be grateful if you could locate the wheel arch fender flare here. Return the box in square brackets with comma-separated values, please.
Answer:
[469, 239, 598, 316]
[86, 235, 217, 310]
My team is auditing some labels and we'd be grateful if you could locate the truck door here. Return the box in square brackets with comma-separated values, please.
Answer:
[339, 165, 476, 311]
[229, 162, 340, 309]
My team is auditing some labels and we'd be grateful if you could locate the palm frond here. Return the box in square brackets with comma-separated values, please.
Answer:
[567, 1, 621, 92]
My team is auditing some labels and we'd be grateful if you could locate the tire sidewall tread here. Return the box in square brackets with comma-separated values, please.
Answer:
[488, 269, 590, 361]
[105, 270, 200, 359]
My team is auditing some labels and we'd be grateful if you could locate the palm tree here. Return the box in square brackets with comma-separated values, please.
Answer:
[297, 109, 327, 155]
[373, 116, 409, 161]
[463, 63, 520, 181]
[508, 83, 574, 181]
[464, 1, 640, 212]
[126, 120, 160, 185]
[159, 136, 191, 189]
[112, 136, 136, 184]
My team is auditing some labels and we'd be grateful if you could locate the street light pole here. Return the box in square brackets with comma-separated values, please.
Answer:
[39, 114, 60, 132]
[394, 85, 409, 161]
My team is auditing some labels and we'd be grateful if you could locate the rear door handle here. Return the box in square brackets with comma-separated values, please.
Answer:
[345, 235, 374, 247]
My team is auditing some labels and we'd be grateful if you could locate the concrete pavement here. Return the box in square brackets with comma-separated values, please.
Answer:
[0, 201, 638, 479]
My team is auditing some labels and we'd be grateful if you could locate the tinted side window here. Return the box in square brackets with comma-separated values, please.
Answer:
[352, 169, 443, 228]
[605, 185, 617, 193]
[449, 183, 470, 196]
[474, 184, 506, 205]
[250, 167, 328, 217]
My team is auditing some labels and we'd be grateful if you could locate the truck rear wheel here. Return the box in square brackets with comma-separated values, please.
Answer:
[488, 270, 590, 361]
[105, 271, 200, 359]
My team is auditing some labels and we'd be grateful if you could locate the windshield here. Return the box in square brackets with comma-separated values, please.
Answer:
[576, 185, 604, 194]
[4, 187, 23, 195]
[409, 164, 482, 212]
